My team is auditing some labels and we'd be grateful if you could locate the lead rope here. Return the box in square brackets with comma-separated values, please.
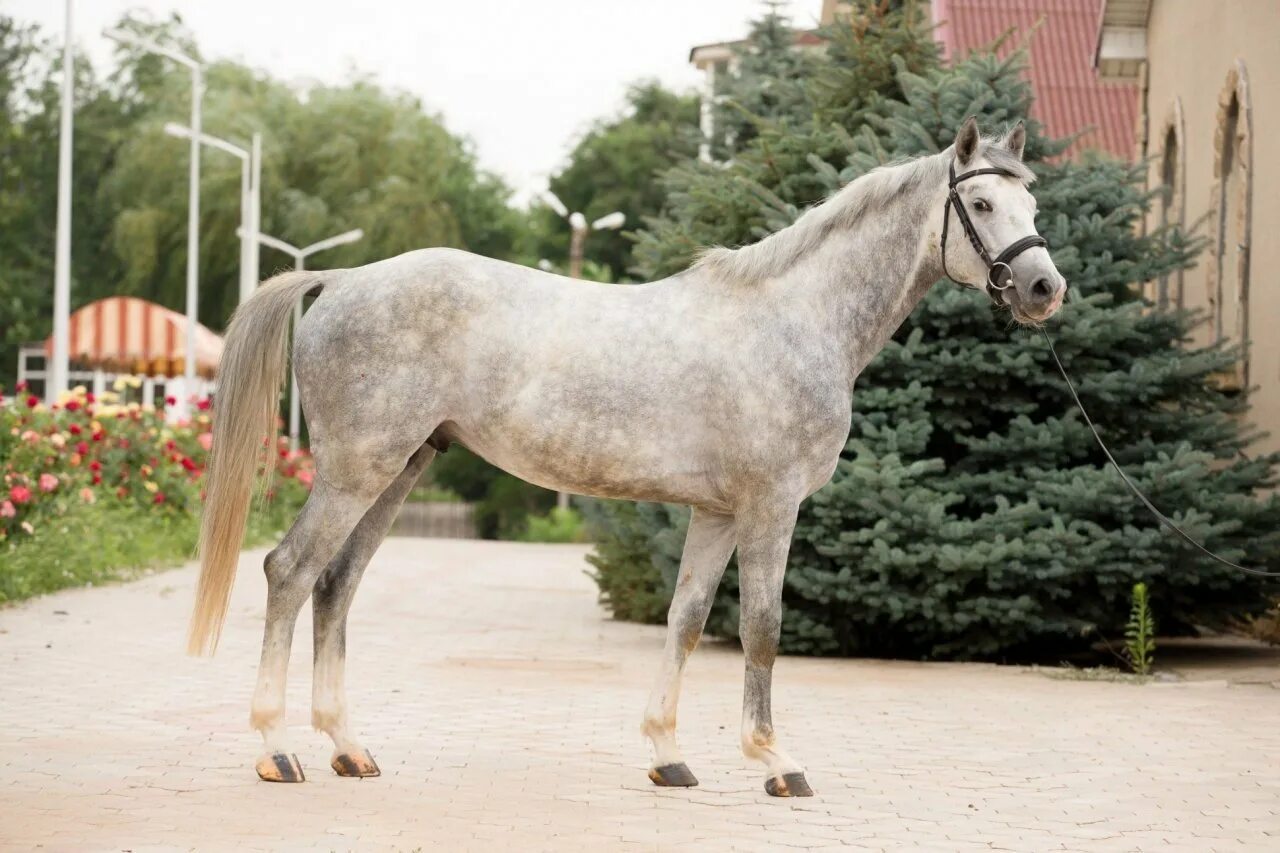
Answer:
[1040, 328, 1280, 578]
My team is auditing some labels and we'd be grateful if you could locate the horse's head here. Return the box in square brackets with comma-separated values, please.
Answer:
[939, 117, 1066, 325]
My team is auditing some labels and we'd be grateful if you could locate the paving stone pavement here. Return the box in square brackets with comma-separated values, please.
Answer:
[1, 537, 1278, 852]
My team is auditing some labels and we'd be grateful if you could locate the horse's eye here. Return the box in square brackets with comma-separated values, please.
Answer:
[973, 198, 992, 212]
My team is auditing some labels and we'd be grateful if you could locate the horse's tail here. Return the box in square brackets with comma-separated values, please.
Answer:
[187, 270, 322, 656]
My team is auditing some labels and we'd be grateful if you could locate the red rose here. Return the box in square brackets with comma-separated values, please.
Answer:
[76, 441, 89, 456]
[10, 485, 32, 504]
[65, 400, 80, 412]
[69, 423, 82, 435]
[153, 492, 166, 505]
[196, 398, 211, 411]
[181, 457, 198, 472]
[92, 431, 104, 442]
[85, 392, 95, 404]
[164, 396, 176, 406]
[25, 395, 38, 408]
[89, 460, 101, 472]
[92, 473, 102, 485]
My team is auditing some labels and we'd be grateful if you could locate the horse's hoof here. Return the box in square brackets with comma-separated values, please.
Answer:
[764, 772, 813, 797]
[648, 762, 699, 787]
[331, 748, 381, 778]
[255, 753, 305, 783]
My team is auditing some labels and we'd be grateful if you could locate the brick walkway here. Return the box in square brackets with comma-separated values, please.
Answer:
[1, 538, 1277, 851]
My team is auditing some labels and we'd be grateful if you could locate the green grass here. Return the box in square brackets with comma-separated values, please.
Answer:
[0, 497, 304, 605]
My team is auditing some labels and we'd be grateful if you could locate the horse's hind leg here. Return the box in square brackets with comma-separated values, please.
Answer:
[642, 508, 736, 788]
[312, 443, 436, 777]
[250, 470, 400, 783]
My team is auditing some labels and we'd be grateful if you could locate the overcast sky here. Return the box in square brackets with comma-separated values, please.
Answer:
[7, 1, 821, 203]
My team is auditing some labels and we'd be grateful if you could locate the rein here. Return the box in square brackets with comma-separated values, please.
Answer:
[942, 157, 1278, 578]
[1040, 330, 1280, 578]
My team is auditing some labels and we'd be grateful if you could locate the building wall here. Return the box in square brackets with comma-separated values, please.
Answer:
[1142, 0, 1280, 453]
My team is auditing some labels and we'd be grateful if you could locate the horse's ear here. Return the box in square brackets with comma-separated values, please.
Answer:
[954, 117, 980, 165]
[1003, 120, 1027, 161]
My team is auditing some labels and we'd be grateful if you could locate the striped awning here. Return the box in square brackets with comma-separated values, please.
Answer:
[44, 296, 224, 379]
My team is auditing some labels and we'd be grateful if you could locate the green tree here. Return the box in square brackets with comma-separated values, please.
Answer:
[0, 11, 525, 389]
[711, 1, 816, 157]
[587, 2, 1280, 659]
[532, 81, 699, 280]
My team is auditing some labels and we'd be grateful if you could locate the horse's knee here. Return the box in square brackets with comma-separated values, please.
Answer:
[670, 592, 712, 652]
[739, 602, 781, 666]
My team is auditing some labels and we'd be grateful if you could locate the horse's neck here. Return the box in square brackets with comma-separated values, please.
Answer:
[779, 178, 944, 381]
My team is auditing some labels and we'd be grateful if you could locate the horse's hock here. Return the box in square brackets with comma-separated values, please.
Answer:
[390, 501, 477, 539]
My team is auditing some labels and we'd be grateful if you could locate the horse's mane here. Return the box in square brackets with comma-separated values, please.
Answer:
[693, 139, 1034, 285]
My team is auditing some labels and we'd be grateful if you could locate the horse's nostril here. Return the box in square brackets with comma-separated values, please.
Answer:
[1030, 278, 1053, 300]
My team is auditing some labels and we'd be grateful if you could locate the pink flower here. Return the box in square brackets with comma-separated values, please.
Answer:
[296, 469, 314, 488]
[79, 488, 96, 504]
[9, 486, 31, 505]
[0, 501, 14, 518]
[38, 473, 58, 493]
[197, 432, 213, 451]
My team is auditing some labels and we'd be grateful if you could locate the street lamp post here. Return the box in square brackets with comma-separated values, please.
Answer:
[163, 123, 262, 305]
[542, 192, 625, 509]
[239, 228, 364, 451]
[48, 0, 75, 403]
[104, 28, 203, 411]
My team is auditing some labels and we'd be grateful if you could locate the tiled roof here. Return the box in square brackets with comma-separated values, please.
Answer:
[933, 0, 1138, 160]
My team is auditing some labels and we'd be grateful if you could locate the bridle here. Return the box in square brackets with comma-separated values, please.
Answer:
[941, 160, 1048, 303]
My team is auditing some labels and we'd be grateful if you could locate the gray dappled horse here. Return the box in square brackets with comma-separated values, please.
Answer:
[189, 118, 1065, 796]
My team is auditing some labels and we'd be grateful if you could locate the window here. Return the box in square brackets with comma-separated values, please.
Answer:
[1155, 99, 1185, 311]
[1208, 62, 1253, 388]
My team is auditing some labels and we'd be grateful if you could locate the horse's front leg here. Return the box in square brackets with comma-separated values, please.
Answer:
[642, 508, 736, 787]
[736, 500, 812, 797]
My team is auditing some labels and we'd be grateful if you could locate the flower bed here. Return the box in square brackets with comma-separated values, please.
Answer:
[1, 382, 313, 602]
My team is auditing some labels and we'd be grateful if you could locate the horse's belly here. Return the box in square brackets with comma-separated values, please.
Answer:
[447, 416, 725, 509]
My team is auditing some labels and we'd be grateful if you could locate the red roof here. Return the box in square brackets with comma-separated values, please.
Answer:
[932, 0, 1137, 160]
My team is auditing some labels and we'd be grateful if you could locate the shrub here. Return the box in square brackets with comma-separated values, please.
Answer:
[430, 446, 554, 539]
[519, 507, 587, 543]
[0, 382, 312, 602]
